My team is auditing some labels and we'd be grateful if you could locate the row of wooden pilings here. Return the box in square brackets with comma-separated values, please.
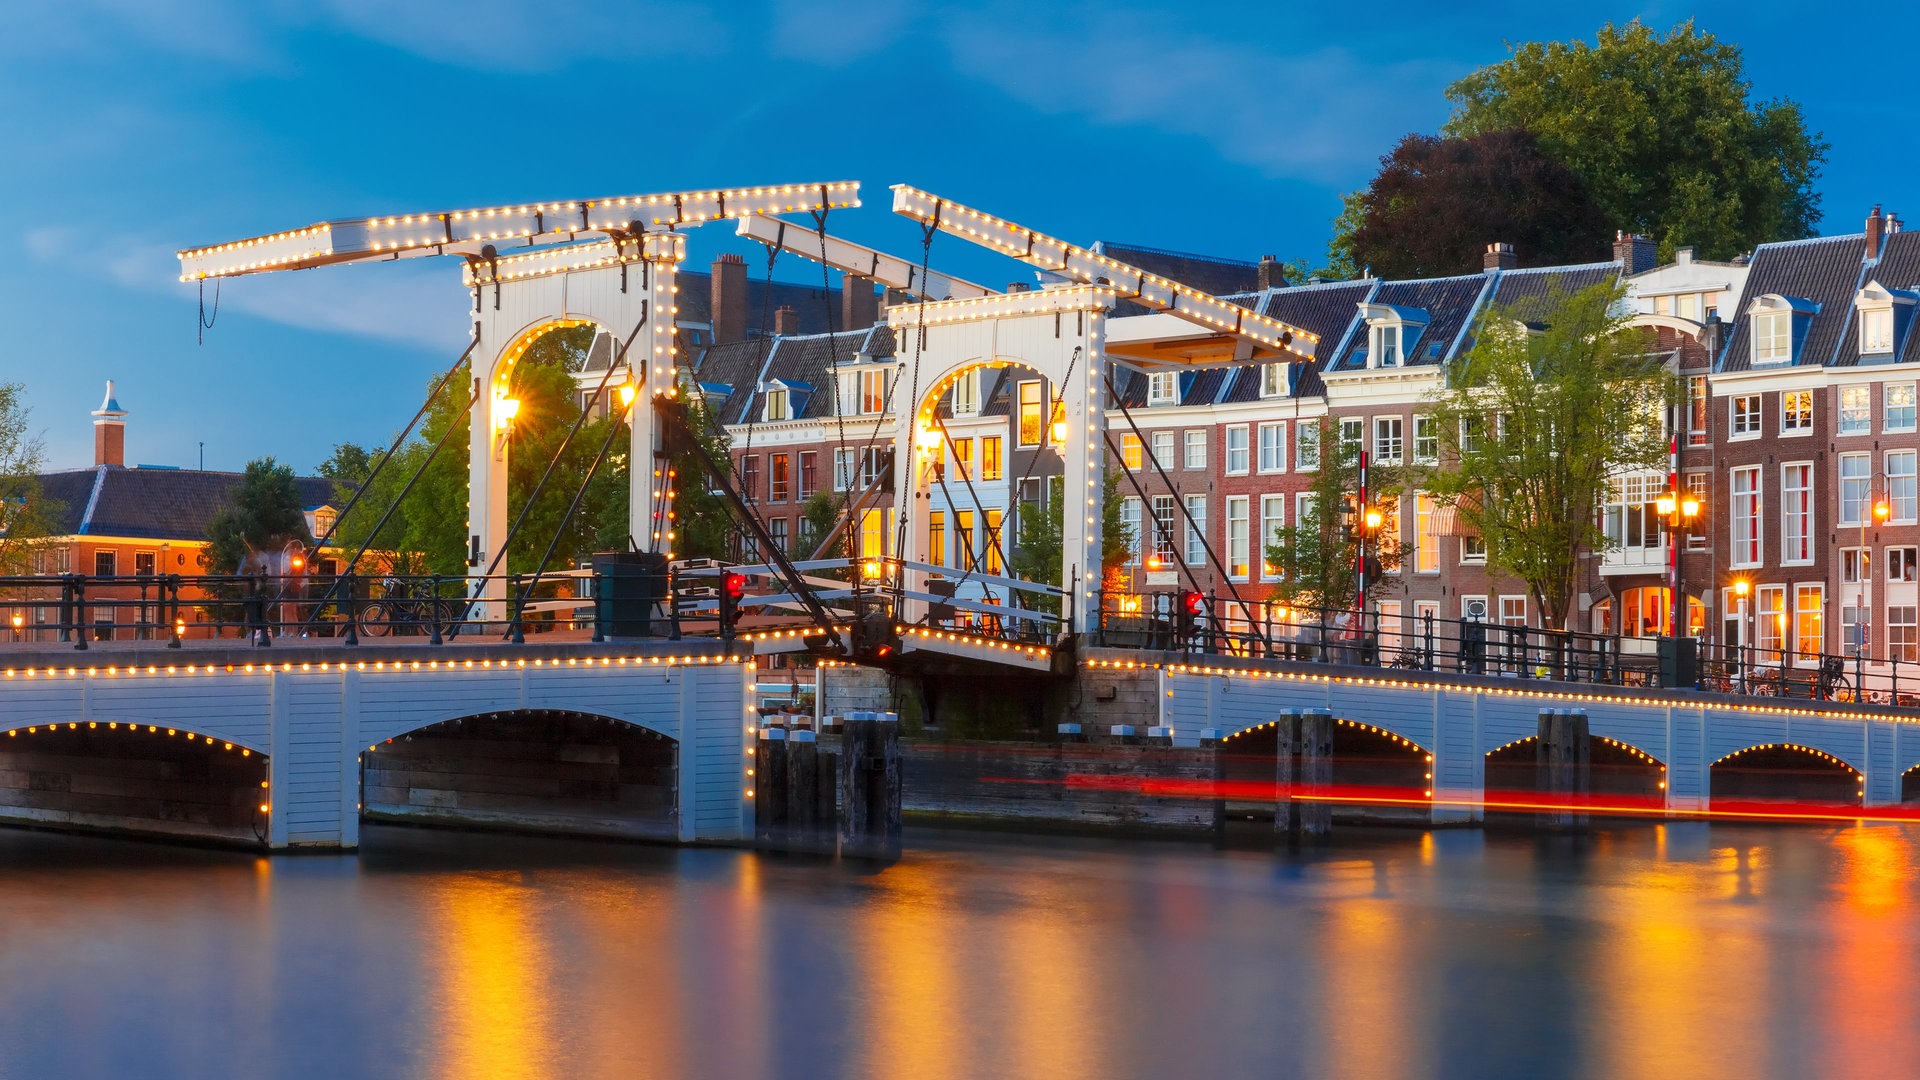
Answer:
[1273, 706, 1591, 842]
[754, 711, 903, 859]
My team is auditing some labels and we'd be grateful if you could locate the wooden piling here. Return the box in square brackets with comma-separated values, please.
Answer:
[1297, 708, 1333, 842]
[756, 726, 788, 847]
[1534, 708, 1590, 829]
[839, 711, 902, 860]
[787, 729, 821, 852]
[1274, 708, 1301, 836]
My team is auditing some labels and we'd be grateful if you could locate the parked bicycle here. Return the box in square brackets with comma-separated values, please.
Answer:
[357, 578, 457, 637]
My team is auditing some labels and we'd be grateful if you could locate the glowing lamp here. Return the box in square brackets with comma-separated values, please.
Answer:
[291, 556, 304, 571]
[1656, 492, 1677, 516]
[497, 397, 521, 425]
[916, 426, 942, 449]
[1145, 554, 1163, 571]
[9, 614, 20, 631]
[1051, 419, 1069, 444]
[1681, 496, 1701, 519]
[1876, 500, 1892, 522]
[1364, 509, 1383, 531]
[619, 382, 637, 407]
[1734, 579, 1749, 598]
[861, 559, 884, 580]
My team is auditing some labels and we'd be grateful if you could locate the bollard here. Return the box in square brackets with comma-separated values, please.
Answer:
[839, 710, 902, 860]
[756, 726, 789, 848]
[787, 729, 821, 853]
[1275, 707, 1333, 845]
[1534, 708, 1590, 829]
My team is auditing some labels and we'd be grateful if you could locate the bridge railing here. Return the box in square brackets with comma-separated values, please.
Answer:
[0, 570, 681, 648]
[1093, 590, 1920, 705]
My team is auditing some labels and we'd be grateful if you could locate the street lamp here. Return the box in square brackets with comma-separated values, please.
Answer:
[1857, 497, 1892, 694]
[1733, 578, 1750, 693]
[1656, 487, 1702, 638]
[9, 612, 20, 642]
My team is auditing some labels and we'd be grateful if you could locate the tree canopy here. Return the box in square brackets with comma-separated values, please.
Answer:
[1442, 19, 1825, 260]
[1334, 130, 1614, 279]
[1266, 420, 1402, 612]
[204, 457, 312, 574]
[0, 382, 60, 575]
[1420, 280, 1672, 628]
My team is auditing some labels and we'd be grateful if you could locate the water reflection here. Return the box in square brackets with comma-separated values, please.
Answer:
[0, 823, 1914, 1078]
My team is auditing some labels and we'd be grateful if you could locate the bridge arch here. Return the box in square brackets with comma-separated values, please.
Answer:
[0, 719, 271, 844]
[1483, 733, 1666, 806]
[1216, 714, 1434, 818]
[1900, 762, 1920, 803]
[2, 716, 270, 757]
[1710, 742, 1863, 805]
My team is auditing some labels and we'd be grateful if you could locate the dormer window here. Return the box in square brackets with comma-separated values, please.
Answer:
[1354, 303, 1430, 369]
[1147, 371, 1179, 405]
[1260, 363, 1288, 398]
[764, 388, 789, 421]
[838, 366, 890, 416]
[1747, 294, 1816, 366]
[1854, 281, 1917, 359]
[952, 369, 981, 416]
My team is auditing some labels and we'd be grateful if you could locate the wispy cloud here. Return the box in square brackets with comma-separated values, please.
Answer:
[24, 227, 470, 352]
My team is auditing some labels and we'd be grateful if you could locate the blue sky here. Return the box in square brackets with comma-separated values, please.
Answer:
[0, 1, 1910, 473]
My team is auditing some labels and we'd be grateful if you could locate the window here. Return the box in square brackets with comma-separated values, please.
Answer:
[1460, 535, 1487, 563]
[951, 437, 973, 478]
[1225, 426, 1249, 475]
[1686, 472, 1710, 550]
[1120, 497, 1141, 560]
[798, 452, 818, 499]
[1842, 548, 1869, 585]
[1151, 431, 1175, 472]
[1500, 596, 1527, 628]
[1460, 416, 1484, 455]
[1756, 585, 1786, 663]
[1184, 494, 1207, 566]
[981, 437, 1003, 482]
[1295, 423, 1321, 471]
[1891, 606, 1919, 664]
[1731, 466, 1761, 567]
[1686, 376, 1709, 447]
[1147, 372, 1178, 406]
[984, 510, 1005, 575]
[764, 387, 789, 422]
[1018, 381, 1043, 446]
[1862, 307, 1895, 355]
[768, 517, 788, 553]
[1184, 430, 1207, 470]
[1890, 546, 1919, 582]
[858, 508, 887, 559]
[1840, 386, 1871, 435]
[1730, 395, 1761, 437]
[1226, 496, 1249, 580]
[1150, 496, 1176, 565]
[1781, 463, 1811, 564]
[952, 370, 980, 416]
[1781, 390, 1812, 433]
[92, 550, 115, 577]
[740, 456, 760, 502]
[1839, 453, 1871, 526]
[1414, 493, 1438, 573]
[768, 454, 790, 502]
[1889, 384, 1917, 433]
[1373, 417, 1403, 464]
[1793, 584, 1824, 663]
[956, 511, 976, 570]
[1261, 364, 1287, 398]
[1261, 495, 1286, 577]
[1338, 418, 1363, 460]
[1842, 602, 1868, 658]
[1413, 416, 1438, 464]
[134, 551, 156, 576]
[1120, 433, 1143, 471]
[1601, 473, 1663, 551]
[1753, 310, 1791, 364]
[1257, 422, 1287, 473]
[928, 511, 946, 567]
[1891, 450, 1917, 523]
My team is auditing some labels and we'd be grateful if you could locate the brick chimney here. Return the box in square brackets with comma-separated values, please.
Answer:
[1612, 231, 1657, 275]
[1483, 242, 1517, 272]
[1257, 255, 1287, 290]
[711, 253, 748, 344]
[841, 273, 879, 330]
[773, 305, 799, 336]
[1867, 204, 1886, 262]
[92, 379, 126, 468]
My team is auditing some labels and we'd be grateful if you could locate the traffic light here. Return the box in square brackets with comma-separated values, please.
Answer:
[718, 571, 746, 639]
[849, 598, 900, 664]
[1175, 591, 1204, 641]
[1339, 495, 1358, 544]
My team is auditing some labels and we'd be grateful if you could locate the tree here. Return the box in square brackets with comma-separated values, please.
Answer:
[0, 383, 60, 575]
[1008, 473, 1135, 614]
[664, 381, 734, 562]
[1421, 280, 1672, 628]
[1333, 130, 1613, 279]
[1266, 421, 1402, 612]
[204, 458, 312, 573]
[1443, 19, 1826, 260]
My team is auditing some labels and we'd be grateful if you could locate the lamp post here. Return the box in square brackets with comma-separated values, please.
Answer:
[1858, 496, 1891, 696]
[1655, 487, 1702, 639]
[1734, 578, 1750, 693]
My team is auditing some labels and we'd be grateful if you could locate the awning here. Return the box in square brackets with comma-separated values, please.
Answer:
[1431, 496, 1481, 538]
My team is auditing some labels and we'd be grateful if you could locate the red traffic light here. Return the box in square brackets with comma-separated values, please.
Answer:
[1182, 591, 1205, 616]
[722, 572, 746, 600]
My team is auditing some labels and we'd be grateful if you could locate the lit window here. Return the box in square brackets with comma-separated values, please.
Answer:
[1226, 496, 1249, 580]
[1414, 493, 1437, 573]
[1780, 390, 1812, 433]
[981, 437, 1003, 482]
[764, 387, 789, 422]
[1260, 496, 1286, 577]
[1150, 496, 1176, 565]
[1793, 584, 1824, 664]
[1121, 433, 1143, 471]
[1018, 381, 1043, 446]
[769, 454, 791, 502]
[928, 511, 946, 567]
[984, 510, 1004, 575]
[1840, 386, 1870, 435]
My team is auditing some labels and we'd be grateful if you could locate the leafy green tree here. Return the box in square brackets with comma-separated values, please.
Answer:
[664, 382, 733, 562]
[1442, 19, 1826, 259]
[1009, 473, 1136, 613]
[1266, 421, 1402, 612]
[796, 491, 845, 560]
[1421, 280, 1673, 628]
[1334, 130, 1613, 279]
[0, 383, 60, 576]
[204, 457, 312, 573]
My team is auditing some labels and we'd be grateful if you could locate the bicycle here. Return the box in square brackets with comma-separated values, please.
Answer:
[1388, 646, 1429, 670]
[1815, 657, 1852, 702]
[357, 578, 456, 638]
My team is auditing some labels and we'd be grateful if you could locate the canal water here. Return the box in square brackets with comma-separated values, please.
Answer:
[0, 822, 1915, 1079]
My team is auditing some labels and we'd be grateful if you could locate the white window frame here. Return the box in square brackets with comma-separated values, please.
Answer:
[1752, 309, 1791, 365]
[1730, 394, 1761, 438]
[1226, 496, 1250, 581]
[1257, 422, 1287, 473]
[1731, 465, 1762, 568]
[1888, 383, 1917, 434]
[763, 387, 789, 422]
[1183, 494, 1207, 566]
[1839, 385, 1871, 435]
[1781, 462, 1812, 566]
[1295, 424, 1320, 471]
[1225, 425, 1250, 476]
[1839, 452, 1871, 527]
[1260, 495, 1286, 578]
[1373, 416, 1403, 465]
[1147, 372, 1179, 406]
[1888, 449, 1917, 525]
[952, 369, 980, 417]
[1151, 431, 1175, 472]
[1183, 430, 1207, 471]
[1862, 306, 1895, 355]
[1412, 415, 1438, 465]
[1260, 363, 1288, 398]
[1780, 390, 1812, 435]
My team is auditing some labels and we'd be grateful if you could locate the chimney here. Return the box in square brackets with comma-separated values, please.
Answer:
[840, 273, 879, 330]
[1612, 231, 1656, 275]
[773, 305, 799, 336]
[1257, 254, 1287, 290]
[1483, 242, 1517, 272]
[1867, 205, 1886, 262]
[711, 253, 748, 344]
[1700, 312, 1725, 362]
[92, 379, 127, 468]
[1889, 211, 1904, 236]
[1006, 281, 1031, 293]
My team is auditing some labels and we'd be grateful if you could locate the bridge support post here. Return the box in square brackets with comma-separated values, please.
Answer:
[1535, 709, 1589, 829]
[1276, 707, 1333, 844]
[756, 726, 789, 847]
[787, 728, 833, 853]
[840, 711, 902, 860]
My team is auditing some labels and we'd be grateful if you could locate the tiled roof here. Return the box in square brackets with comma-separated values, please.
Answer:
[1486, 262, 1622, 320]
[1339, 274, 1495, 370]
[1260, 280, 1382, 368]
[1835, 229, 1920, 367]
[1719, 234, 1868, 372]
[1094, 242, 1260, 296]
[34, 467, 335, 542]
[710, 325, 896, 426]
